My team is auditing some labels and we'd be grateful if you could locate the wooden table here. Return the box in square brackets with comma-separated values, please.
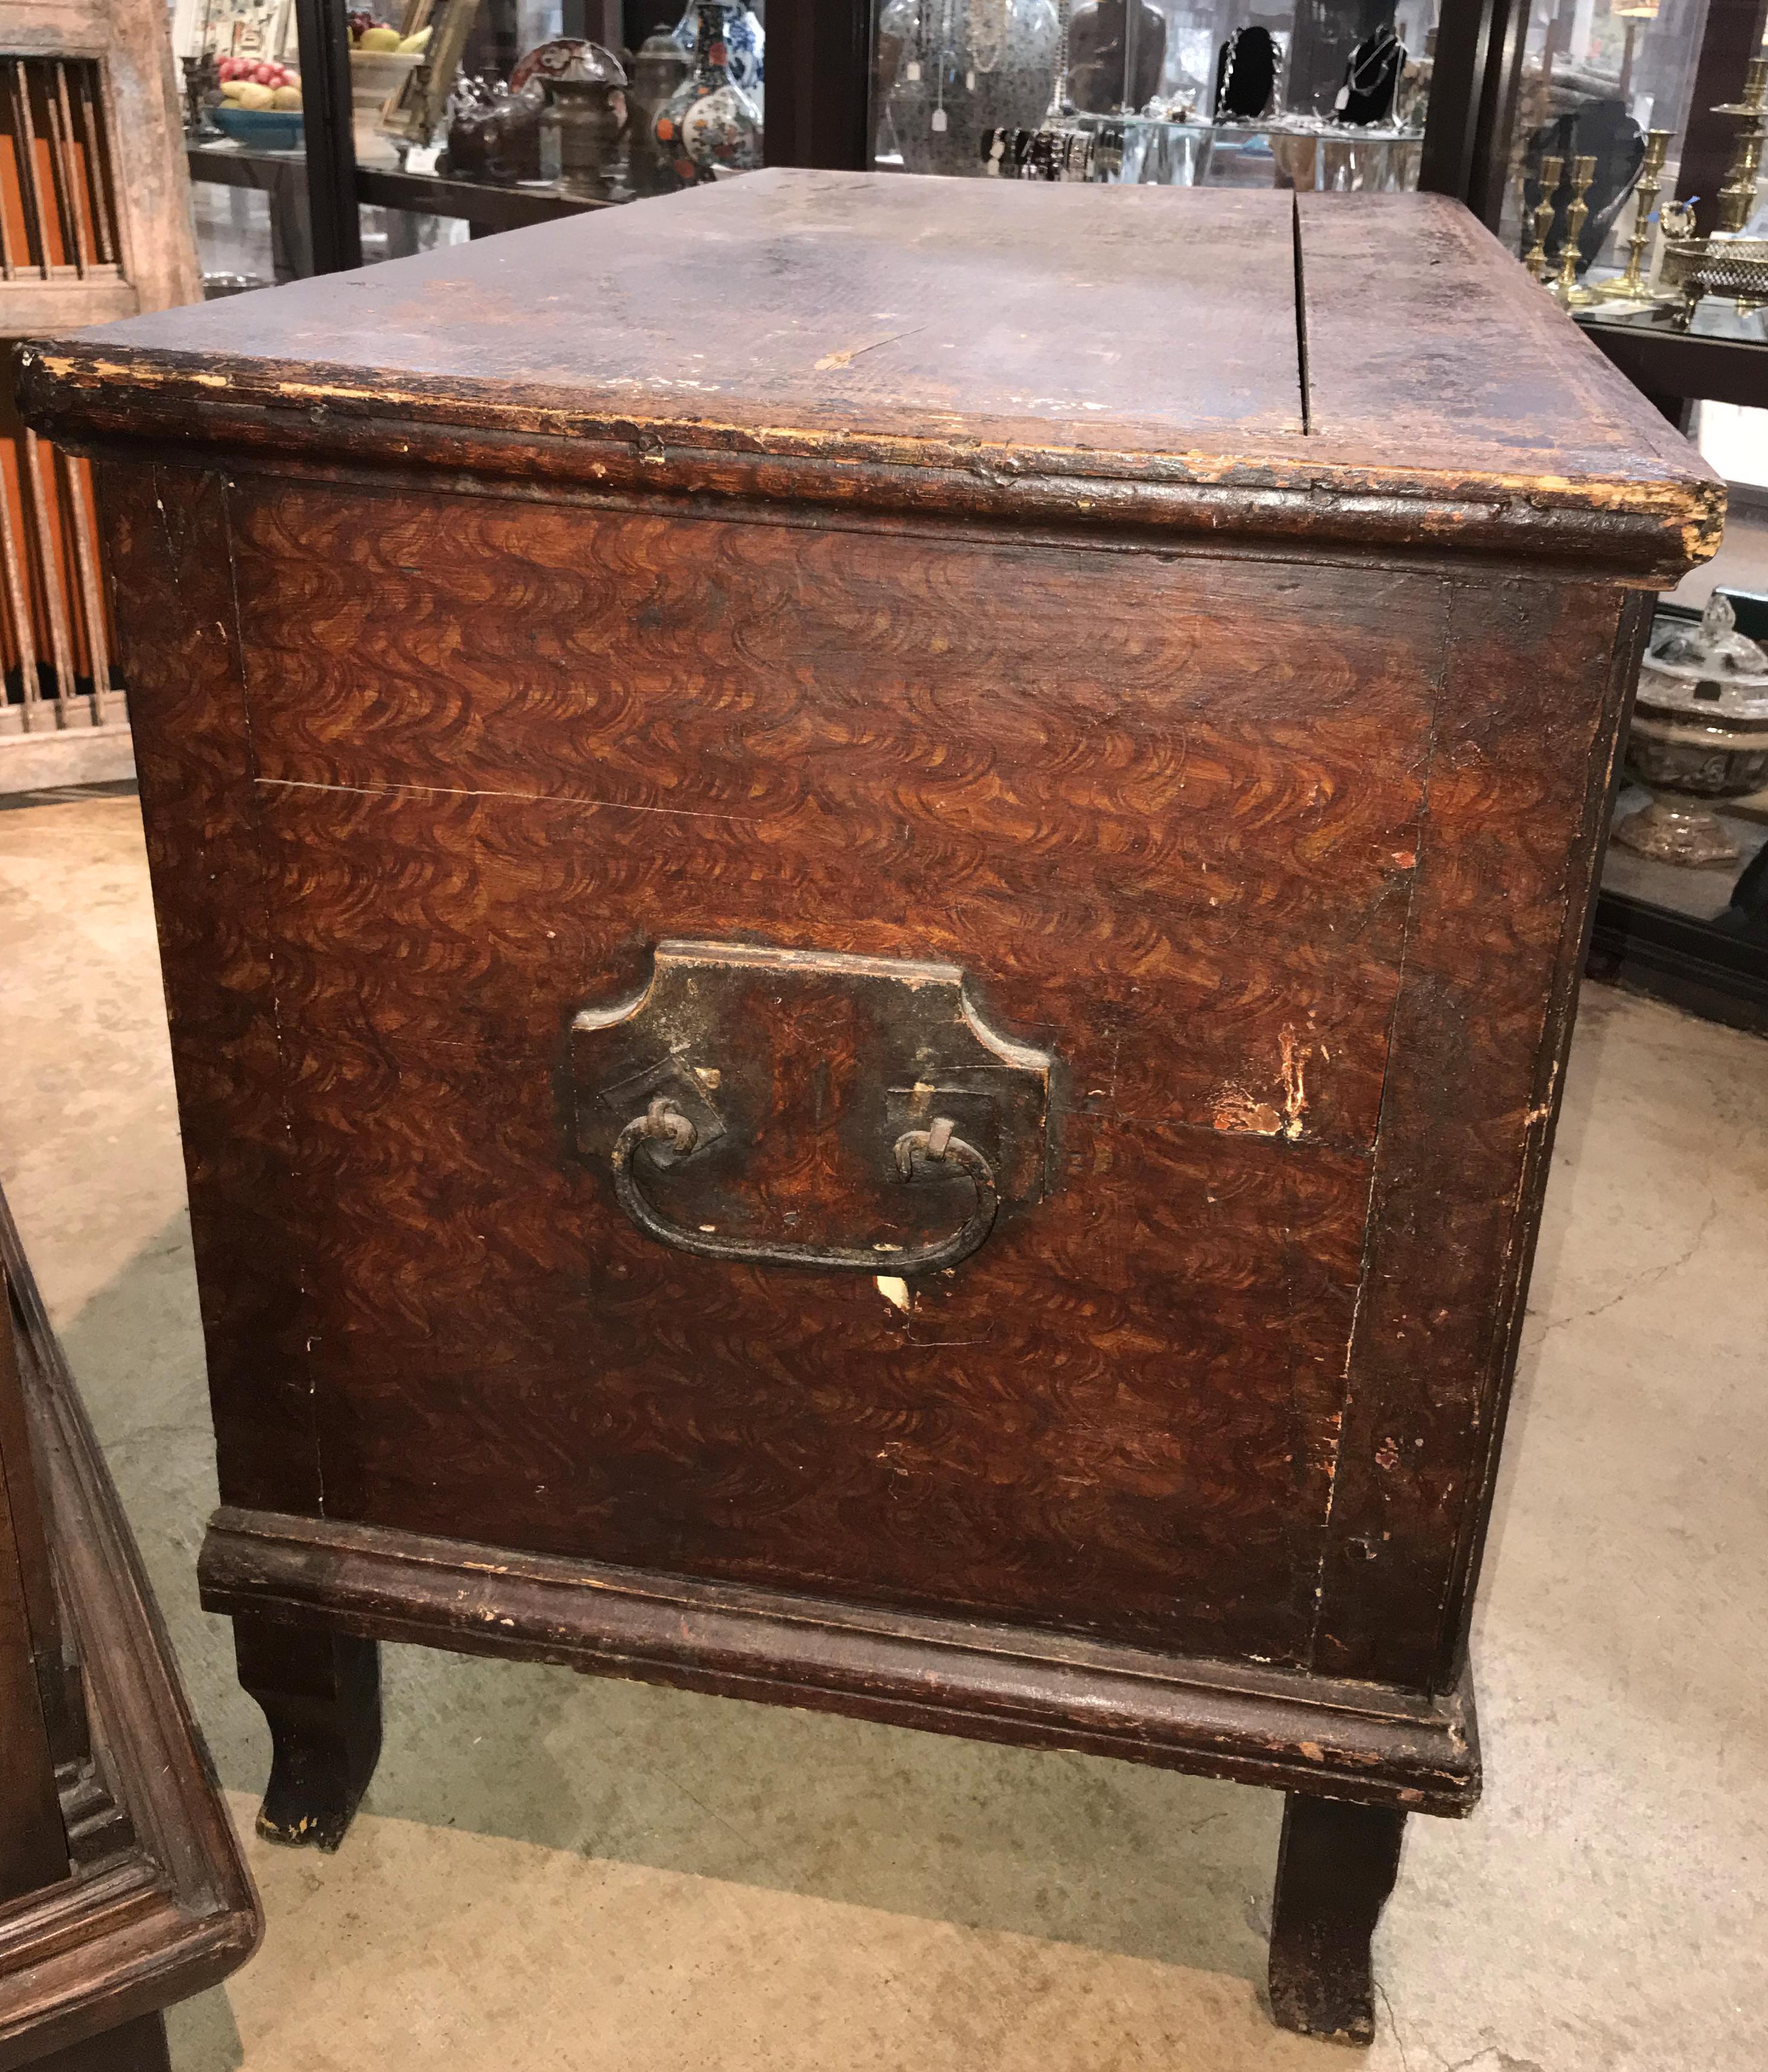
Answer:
[0, 1186, 258, 2071]
[187, 141, 606, 283]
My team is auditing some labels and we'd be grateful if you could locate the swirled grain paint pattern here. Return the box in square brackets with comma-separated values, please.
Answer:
[129, 478, 1455, 1664]
[99, 464, 1632, 1683]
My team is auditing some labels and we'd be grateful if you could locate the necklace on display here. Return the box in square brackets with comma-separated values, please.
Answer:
[1334, 25, 1404, 121]
[1216, 25, 1277, 121]
[969, 0, 1007, 79]
[1046, 0, 1073, 120]
[932, 0, 952, 129]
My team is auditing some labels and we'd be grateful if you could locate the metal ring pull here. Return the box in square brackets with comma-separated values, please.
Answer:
[610, 1098, 999, 1274]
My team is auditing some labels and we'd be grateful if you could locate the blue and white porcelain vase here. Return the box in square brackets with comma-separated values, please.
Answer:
[655, 2, 763, 187]
[671, 0, 763, 102]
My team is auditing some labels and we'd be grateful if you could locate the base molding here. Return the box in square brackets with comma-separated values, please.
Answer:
[199, 1506, 1480, 1816]
[0, 722, 133, 797]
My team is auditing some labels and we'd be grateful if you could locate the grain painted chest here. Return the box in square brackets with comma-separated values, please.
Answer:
[20, 171, 1718, 2043]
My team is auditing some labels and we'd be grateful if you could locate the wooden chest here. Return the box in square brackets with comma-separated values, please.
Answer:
[21, 172, 1718, 2042]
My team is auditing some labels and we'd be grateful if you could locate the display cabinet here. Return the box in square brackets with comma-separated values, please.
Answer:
[180, 2, 768, 280]
[1434, 0, 1768, 1031]
[870, 0, 1444, 190]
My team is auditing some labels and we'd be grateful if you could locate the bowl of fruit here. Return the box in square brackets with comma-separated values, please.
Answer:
[348, 13, 431, 166]
[211, 54, 303, 150]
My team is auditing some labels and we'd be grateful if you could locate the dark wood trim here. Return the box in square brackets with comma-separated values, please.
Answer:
[352, 167, 609, 229]
[30, 433, 1710, 606]
[198, 1504, 1482, 1815]
[763, 0, 875, 172]
[292, 0, 362, 273]
[1588, 887, 1768, 1034]
[0, 1192, 260, 2070]
[0, 1278, 68, 1903]
[1579, 318, 1768, 412]
[17, 388, 1718, 588]
[1418, 0, 1510, 211]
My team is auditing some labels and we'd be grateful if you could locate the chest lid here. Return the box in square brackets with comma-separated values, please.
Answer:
[21, 170, 1718, 582]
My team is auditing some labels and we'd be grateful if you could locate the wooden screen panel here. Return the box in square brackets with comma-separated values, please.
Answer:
[0, 366, 116, 732]
[0, 50, 128, 738]
[0, 56, 121, 283]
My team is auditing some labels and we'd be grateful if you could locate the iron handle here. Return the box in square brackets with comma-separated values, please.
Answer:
[610, 1099, 999, 1274]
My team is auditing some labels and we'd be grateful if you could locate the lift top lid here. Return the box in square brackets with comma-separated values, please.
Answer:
[21, 170, 1719, 581]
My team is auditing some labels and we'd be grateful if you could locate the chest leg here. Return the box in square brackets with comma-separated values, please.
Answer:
[232, 1614, 382, 1851]
[1267, 1792, 1408, 2045]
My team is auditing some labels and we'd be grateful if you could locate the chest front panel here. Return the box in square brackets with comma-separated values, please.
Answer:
[191, 478, 1461, 1669]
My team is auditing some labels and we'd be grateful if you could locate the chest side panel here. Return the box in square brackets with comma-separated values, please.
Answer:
[95, 463, 318, 1516]
[209, 481, 1454, 1668]
[1310, 576, 1637, 1690]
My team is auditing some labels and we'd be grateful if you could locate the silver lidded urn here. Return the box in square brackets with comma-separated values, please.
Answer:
[528, 40, 630, 202]
[1613, 593, 1768, 866]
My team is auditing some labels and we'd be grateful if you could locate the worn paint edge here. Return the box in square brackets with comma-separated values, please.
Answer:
[15, 345, 1725, 581]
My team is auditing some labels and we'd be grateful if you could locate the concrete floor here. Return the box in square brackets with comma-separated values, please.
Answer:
[1, 787, 1764, 2072]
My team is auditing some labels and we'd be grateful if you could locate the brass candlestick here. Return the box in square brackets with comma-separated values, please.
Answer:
[1593, 129, 1672, 299]
[1554, 155, 1597, 305]
[1715, 57, 1768, 235]
[1525, 154, 1563, 282]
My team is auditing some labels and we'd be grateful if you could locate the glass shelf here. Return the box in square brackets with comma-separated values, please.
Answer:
[1068, 111, 1424, 190]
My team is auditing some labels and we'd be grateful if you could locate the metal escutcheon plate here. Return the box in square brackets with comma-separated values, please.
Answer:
[569, 941, 1054, 1274]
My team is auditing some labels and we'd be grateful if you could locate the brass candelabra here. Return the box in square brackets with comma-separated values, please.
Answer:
[1554, 155, 1597, 306]
[1593, 129, 1672, 300]
[1525, 154, 1563, 283]
[1715, 57, 1768, 235]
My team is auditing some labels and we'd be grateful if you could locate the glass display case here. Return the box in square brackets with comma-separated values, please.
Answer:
[1492, 0, 1713, 274]
[1453, 0, 1768, 1032]
[1438, 0, 1768, 378]
[178, 1, 769, 283]
[870, 1, 1444, 191]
